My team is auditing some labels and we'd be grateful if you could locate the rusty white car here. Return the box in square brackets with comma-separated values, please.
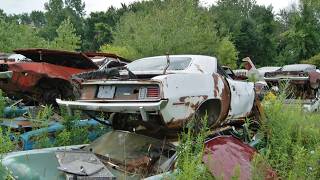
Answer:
[57, 55, 258, 134]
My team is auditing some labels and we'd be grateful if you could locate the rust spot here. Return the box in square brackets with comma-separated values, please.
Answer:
[166, 114, 194, 129]
[16, 121, 32, 127]
[195, 64, 204, 73]
[80, 85, 97, 100]
[215, 77, 231, 126]
[190, 101, 200, 110]
[213, 74, 219, 97]
[179, 96, 188, 102]
[172, 102, 186, 105]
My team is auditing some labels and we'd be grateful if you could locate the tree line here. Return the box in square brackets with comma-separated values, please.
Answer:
[1, 0, 320, 67]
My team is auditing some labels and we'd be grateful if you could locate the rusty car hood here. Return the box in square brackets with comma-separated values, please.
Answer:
[14, 48, 98, 69]
[203, 136, 277, 180]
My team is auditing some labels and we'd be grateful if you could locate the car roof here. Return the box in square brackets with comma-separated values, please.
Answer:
[282, 64, 316, 72]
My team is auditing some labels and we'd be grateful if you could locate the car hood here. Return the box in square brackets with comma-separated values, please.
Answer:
[1, 145, 141, 180]
[14, 49, 98, 70]
[1, 146, 79, 180]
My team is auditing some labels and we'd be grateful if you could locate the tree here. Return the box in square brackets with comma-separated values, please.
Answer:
[215, 38, 238, 68]
[301, 53, 320, 66]
[0, 20, 47, 52]
[50, 18, 80, 51]
[100, 44, 138, 60]
[276, 0, 320, 65]
[211, 0, 256, 37]
[41, 0, 85, 41]
[64, 0, 86, 17]
[235, 5, 278, 66]
[30, 11, 46, 28]
[109, 0, 238, 65]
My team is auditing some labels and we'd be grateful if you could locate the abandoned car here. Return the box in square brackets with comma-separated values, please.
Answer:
[264, 64, 320, 112]
[0, 49, 127, 105]
[57, 55, 259, 136]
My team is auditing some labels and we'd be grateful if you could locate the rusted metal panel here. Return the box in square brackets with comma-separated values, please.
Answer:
[203, 136, 278, 180]
[8, 63, 88, 90]
[14, 48, 98, 69]
[227, 79, 255, 118]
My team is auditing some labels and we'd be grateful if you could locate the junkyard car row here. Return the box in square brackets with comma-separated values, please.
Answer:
[0, 50, 298, 179]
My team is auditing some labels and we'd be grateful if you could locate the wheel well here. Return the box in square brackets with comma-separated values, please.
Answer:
[37, 78, 72, 90]
[196, 99, 222, 126]
[36, 78, 74, 101]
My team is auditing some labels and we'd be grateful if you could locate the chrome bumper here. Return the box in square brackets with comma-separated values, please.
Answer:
[56, 99, 168, 113]
[0, 71, 12, 79]
[264, 76, 309, 81]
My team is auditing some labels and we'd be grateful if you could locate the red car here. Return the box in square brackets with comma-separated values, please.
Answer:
[0, 48, 127, 105]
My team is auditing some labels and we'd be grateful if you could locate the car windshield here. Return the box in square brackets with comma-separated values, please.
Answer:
[127, 56, 191, 71]
[84, 131, 173, 163]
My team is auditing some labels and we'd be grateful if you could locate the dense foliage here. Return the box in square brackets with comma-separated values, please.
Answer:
[0, 0, 320, 68]
[1, 0, 320, 66]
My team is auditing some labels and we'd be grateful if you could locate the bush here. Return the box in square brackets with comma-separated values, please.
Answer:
[260, 96, 320, 179]
[100, 44, 138, 60]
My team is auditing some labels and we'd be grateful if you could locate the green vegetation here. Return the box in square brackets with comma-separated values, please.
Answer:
[49, 18, 81, 51]
[260, 96, 320, 179]
[1, 0, 320, 65]
[0, 90, 6, 118]
[173, 117, 214, 180]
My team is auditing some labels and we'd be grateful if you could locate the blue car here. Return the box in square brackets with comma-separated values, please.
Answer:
[18, 119, 108, 150]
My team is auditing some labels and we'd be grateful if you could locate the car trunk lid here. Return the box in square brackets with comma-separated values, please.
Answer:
[14, 48, 98, 70]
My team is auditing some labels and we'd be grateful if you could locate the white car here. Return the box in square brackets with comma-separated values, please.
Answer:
[57, 55, 258, 132]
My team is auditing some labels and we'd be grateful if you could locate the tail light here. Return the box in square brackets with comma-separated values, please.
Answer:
[147, 87, 159, 98]
[139, 86, 160, 99]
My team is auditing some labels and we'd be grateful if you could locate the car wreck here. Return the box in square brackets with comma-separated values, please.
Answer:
[264, 64, 320, 112]
[2, 130, 176, 179]
[0, 49, 127, 105]
[57, 55, 260, 137]
[1, 130, 276, 180]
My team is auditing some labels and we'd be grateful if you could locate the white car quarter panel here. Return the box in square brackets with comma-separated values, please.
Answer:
[154, 73, 216, 123]
[226, 79, 255, 118]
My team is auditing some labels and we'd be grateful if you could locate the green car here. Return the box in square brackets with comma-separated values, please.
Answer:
[1, 130, 176, 180]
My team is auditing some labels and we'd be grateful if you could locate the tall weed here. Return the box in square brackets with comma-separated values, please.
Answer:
[173, 116, 214, 180]
[0, 90, 6, 118]
[260, 96, 320, 179]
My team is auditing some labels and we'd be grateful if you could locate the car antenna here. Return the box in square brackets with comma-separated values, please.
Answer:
[163, 52, 170, 74]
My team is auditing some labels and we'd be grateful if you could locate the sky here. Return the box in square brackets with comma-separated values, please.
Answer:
[0, 0, 299, 15]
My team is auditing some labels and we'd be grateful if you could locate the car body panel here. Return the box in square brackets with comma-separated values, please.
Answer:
[227, 79, 255, 118]
[1, 145, 85, 180]
[14, 48, 98, 69]
[203, 136, 277, 180]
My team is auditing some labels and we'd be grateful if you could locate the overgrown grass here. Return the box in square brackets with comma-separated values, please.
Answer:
[172, 116, 214, 180]
[34, 107, 97, 148]
[0, 90, 6, 118]
[259, 95, 320, 179]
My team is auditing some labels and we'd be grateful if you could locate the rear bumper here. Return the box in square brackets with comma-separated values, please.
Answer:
[56, 99, 168, 113]
[0, 71, 12, 79]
